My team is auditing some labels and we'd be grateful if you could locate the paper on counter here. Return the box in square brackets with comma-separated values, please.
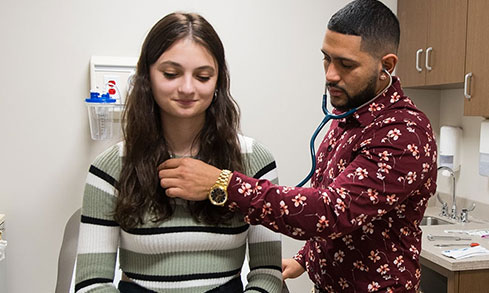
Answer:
[442, 245, 489, 260]
[444, 229, 489, 237]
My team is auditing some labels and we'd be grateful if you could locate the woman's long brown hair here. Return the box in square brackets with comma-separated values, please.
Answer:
[115, 13, 244, 230]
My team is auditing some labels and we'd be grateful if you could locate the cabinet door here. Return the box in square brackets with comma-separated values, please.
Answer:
[425, 0, 467, 86]
[396, 0, 428, 87]
[464, 0, 489, 116]
[458, 269, 489, 293]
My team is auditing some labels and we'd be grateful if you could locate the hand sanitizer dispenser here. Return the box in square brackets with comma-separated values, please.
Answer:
[439, 126, 462, 172]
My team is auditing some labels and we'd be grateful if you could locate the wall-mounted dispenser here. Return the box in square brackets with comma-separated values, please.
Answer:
[439, 126, 462, 172]
[85, 92, 121, 140]
[480, 119, 489, 177]
[87, 56, 137, 140]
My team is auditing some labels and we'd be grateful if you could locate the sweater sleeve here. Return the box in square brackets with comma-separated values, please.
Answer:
[240, 138, 283, 293]
[245, 226, 283, 293]
[75, 144, 122, 293]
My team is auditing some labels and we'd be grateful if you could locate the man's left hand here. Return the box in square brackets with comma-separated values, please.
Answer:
[157, 158, 221, 201]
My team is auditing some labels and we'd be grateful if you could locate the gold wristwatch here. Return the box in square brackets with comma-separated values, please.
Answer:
[208, 169, 232, 206]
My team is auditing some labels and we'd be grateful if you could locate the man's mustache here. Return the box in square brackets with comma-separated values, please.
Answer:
[325, 82, 347, 94]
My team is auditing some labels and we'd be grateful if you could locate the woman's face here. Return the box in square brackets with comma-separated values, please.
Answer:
[149, 38, 218, 124]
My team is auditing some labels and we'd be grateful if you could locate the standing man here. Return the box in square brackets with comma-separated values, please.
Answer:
[158, 0, 437, 292]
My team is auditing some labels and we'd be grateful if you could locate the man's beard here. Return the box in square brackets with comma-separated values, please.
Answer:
[327, 73, 378, 112]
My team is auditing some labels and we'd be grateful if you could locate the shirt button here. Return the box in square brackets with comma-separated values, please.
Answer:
[327, 145, 333, 152]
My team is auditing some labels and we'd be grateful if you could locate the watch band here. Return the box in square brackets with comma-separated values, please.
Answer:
[216, 169, 232, 187]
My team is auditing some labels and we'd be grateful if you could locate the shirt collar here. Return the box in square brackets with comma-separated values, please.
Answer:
[333, 76, 404, 127]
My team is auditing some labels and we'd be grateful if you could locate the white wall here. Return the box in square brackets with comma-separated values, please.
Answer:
[0, 1, 397, 292]
[435, 89, 489, 204]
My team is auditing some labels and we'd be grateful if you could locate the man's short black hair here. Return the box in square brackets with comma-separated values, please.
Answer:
[328, 0, 400, 57]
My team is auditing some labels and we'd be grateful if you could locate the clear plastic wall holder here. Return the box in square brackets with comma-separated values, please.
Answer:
[85, 92, 118, 140]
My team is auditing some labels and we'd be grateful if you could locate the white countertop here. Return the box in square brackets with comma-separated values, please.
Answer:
[421, 207, 489, 271]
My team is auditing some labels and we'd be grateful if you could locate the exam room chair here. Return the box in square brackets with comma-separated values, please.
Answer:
[55, 208, 122, 293]
[55, 208, 81, 293]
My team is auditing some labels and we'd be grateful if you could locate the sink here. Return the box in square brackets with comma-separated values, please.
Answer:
[420, 216, 453, 226]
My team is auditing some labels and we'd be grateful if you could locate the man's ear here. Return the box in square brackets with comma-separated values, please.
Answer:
[381, 53, 398, 74]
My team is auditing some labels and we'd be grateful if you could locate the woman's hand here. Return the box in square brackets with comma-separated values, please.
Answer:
[157, 158, 221, 201]
[282, 258, 305, 280]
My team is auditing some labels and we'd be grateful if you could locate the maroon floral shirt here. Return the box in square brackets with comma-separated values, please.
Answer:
[227, 77, 437, 292]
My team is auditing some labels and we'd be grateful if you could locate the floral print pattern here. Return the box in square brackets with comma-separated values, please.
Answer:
[226, 77, 437, 292]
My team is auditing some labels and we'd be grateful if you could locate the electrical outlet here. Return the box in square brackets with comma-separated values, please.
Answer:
[90, 56, 137, 105]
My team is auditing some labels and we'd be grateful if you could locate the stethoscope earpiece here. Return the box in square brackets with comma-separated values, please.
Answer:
[380, 68, 390, 80]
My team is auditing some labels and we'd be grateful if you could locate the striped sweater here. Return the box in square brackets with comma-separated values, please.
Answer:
[75, 135, 283, 293]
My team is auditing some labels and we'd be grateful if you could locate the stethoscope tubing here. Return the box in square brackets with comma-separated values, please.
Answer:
[296, 97, 356, 187]
[296, 70, 392, 187]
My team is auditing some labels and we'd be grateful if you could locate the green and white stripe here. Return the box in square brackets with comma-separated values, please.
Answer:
[75, 136, 282, 293]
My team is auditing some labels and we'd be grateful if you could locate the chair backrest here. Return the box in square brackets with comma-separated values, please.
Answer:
[55, 208, 81, 293]
[55, 208, 123, 292]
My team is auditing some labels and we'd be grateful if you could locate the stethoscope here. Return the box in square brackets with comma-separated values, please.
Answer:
[296, 69, 392, 187]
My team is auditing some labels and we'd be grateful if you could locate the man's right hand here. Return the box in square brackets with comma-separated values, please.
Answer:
[158, 158, 221, 202]
[282, 258, 305, 280]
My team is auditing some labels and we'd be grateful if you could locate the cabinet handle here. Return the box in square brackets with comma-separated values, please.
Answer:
[464, 72, 472, 100]
[416, 49, 423, 72]
[425, 47, 433, 71]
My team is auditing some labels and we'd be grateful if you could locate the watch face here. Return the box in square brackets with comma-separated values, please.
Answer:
[210, 187, 227, 205]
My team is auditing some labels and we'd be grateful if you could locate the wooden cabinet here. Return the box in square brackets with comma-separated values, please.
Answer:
[397, 0, 467, 88]
[420, 258, 489, 293]
[396, 0, 428, 87]
[463, 0, 489, 117]
[398, 0, 489, 117]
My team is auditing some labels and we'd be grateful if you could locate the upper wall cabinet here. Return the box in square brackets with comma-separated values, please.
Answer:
[397, 0, 467, 88]
[464, 0, 489, 116]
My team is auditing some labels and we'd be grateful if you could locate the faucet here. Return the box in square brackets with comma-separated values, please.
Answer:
[437, 166, 457, 220]
[460, 203, 476, 223]
[436, 193, 449, 217]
